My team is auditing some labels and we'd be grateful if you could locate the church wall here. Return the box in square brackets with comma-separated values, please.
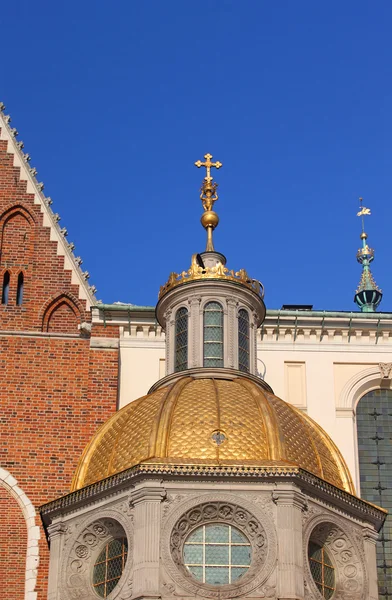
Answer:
[0, 484, 28, 599]
[43, 477, 381, 600]
[0, 134, 90, 332]
[0, 121, 120, 598]
[0, 334, 118, 598]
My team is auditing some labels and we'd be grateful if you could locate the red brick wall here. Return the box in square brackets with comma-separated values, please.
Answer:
[0, 485, 27, 599]
[0, 129, 120, 598]
[0, 134, 88, 331]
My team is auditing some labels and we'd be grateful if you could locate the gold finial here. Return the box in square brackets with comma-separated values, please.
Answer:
[195, 153, 223, 251]
[194, 153, 222, 183]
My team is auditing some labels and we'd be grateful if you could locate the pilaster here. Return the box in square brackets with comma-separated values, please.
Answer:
[189, 297, 200, 368]
[131, 486, 166, 600]
[273, 486, 306, 600]
[362, 525, 379, 600]
[227, 298, 237, 369]
[47, 522, 67, 600]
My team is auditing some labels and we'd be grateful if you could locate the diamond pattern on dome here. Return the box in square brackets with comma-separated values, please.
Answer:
[167, 379, 218, 460]
[216, 380, 269, 461]
[266, 394, 322, 478]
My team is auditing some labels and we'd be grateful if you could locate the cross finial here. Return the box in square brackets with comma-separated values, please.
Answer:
[195, 153, 222, 183]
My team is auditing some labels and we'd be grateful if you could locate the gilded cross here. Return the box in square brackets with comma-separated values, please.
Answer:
[194, 153, 222, 182]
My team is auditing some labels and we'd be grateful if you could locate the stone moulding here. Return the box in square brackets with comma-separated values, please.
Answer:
[39, 464, 386, 533]
[0, 467, 40, 600]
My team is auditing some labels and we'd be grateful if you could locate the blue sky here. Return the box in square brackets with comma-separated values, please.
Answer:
[1, 1, 391, 310]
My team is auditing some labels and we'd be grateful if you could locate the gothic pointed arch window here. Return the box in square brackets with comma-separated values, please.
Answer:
[175, 307, 188, 372]
[16, 272, 24, 305]
[356, 388, 392, 596]
[2, 271, 10, 305]
[238, 309, 250, 372]
[203, 301, 223, 367]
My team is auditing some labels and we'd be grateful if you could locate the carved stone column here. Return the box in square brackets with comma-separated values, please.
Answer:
[226, 298, 237, 369]
[273, 486, 306, 600]
[363, 525, 380, 600]
[47, 522, 66, 600]
[189, 297, 200, 368]
[131, 486, 166, 600]
[165, 311, 173, 375]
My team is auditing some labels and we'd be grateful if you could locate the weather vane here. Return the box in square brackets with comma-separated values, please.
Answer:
[357, 197, 371, 234]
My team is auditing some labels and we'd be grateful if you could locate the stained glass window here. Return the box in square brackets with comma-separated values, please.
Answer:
[357, 389, 392, 597]
[183, 523, 251, 585]
[2, 271, 10, 305]
[238, 309, 250, 372]
[175, 307, 188, 372]
[308, 542, 335, 599]
[93, 537, 128, 598]
[204, 302, 223, 367]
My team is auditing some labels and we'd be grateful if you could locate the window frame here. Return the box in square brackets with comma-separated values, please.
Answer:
[203, 301, 224, 368]
[238, 308, 250, 373]
[174, 306, 188, 372]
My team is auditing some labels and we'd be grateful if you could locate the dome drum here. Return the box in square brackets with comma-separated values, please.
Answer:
[156, 277, 265, 377]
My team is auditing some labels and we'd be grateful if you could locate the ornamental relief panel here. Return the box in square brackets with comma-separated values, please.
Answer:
[303, 514, 367, 600]
[160, 492, 277, 599]
[60, 508, 133, 600]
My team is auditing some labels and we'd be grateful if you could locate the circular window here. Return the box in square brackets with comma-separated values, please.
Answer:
[93, 537, 128, 598]
[183, 524, 251, 585]
[308, 541, 335, 599]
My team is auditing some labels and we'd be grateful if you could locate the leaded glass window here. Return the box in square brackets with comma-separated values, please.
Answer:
[238, 309, 250, 372]
[175, 307, 188, 372]
[357, 389, 392, 597]
[204, 302, 223, 367]
[183, 524, 251, 585]
[308, 542, 335, 599]
[93, 537, 128, 598]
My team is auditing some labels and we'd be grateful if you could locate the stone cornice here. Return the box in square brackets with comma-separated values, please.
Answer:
[39, 463, 386, 531]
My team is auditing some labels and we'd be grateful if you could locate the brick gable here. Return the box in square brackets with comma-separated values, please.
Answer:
[0, 107, 120, 599]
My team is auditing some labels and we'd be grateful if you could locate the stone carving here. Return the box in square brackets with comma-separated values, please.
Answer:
[162, 494, 187, 519]
[244, 493, 274, 517]
[379, 362, 392, 379]
[60, 510, 133, 600]
[303, 515, 367, 600]
[161, 492, 277, 599]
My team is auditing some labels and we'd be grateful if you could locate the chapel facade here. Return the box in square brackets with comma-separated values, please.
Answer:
[0, 106, 391, 600]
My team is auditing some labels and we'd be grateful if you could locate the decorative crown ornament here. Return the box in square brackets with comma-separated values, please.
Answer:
[159, 253, 264, 299]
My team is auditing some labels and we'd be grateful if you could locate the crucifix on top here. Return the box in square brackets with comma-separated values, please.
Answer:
[195, 153, 222, 183]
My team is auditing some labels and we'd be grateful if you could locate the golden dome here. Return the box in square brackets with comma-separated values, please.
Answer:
[72, 375, 354, 494]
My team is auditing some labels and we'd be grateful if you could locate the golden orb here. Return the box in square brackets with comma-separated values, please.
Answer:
[201, 210, 219, 230]
[360, 232, 368, 240]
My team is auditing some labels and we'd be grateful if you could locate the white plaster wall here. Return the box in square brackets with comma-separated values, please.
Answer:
[119, 344, 165, 408]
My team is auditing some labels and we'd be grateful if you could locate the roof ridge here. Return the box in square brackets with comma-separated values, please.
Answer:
[0, 102, 96, 308]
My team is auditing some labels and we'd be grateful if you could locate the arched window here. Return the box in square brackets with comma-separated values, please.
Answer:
[203, 302, 223, 367]
[357, 389, 392, 597]
[16, 272, 24, 305]
[175, 307, 188, 372]
[1, 271, 10, 305]
[238, 309, 250, 372]
[308, 542, 335, 599]
[93, 537, 128, 597]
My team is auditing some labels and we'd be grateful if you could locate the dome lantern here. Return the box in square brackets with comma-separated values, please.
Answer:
[157, 154, 266, 377]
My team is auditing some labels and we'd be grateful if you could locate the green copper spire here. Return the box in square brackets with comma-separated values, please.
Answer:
[354, 198, 382, 312]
